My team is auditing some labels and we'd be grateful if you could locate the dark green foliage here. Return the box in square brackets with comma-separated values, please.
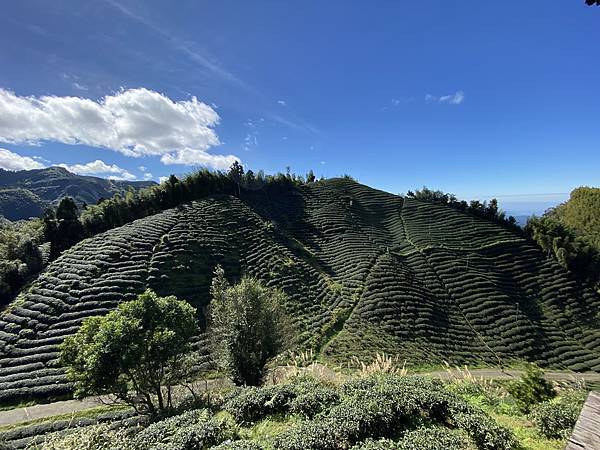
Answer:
[525, 187, 600, 284]
[506, 364, 555, 413]
[350, 427, 469, 450]
[273, 376, 516, 450]
[60, 290, 199, 415]
[223, 377, 339, 423]
[529, 391, 586, 439]
[210, 440, 264, 450]
[407, 187, 518, 230]
[0, 188, 46, 220]
[224, 384, 297, 423]
[0, 218, 45, 308]
[127, 409, 235, 450]
[208, 266, 289, 386]
[44, 197, 85, 259]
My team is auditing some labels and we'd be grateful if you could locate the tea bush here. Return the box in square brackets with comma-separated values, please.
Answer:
[529, 391, 586, 438]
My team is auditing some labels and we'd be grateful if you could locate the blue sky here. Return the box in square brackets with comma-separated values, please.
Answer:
[0, 1, 599, 214]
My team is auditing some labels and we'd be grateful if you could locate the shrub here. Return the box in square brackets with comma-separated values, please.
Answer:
[208, 266, 289, 386]
[60, 289, 199, 415]
[25, 424, 129, 450]
[224, 384, 297, 423]
[529, 391, 586, 438]
[127, 408, 235, 450]
[273, 375, 516, 450]
[210, 440, 264, 449]
[506, 364, 555, 413]
[223, 377, 338, 423]
[349, 427, 469, 450]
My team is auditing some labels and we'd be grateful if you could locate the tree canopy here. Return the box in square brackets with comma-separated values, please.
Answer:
[60, 289, 199, 415]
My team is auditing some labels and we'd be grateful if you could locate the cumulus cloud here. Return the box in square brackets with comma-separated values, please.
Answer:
[0, 148, 45, 171]
[0, 88, 239, 169]
[143, 172, 153, 180]
[58, 159, 136, 180]
[425, 90, 465, 105]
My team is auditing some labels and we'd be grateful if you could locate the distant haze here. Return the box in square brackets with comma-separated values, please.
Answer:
[477, 193, 570, 219]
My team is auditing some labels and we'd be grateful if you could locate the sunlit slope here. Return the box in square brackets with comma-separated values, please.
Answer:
[1, 178, 600, 404]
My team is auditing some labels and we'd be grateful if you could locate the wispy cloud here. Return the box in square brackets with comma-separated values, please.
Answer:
[103, 0, 317, 135]
[103, 0, 256, 94]
[425, 90, 465, 105]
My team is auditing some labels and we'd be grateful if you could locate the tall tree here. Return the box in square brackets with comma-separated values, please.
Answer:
[228, 161, 244, 196]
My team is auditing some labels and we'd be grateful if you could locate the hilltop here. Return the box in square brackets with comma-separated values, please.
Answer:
[0, 177, 599, 405]
[0, 167, 155, 220]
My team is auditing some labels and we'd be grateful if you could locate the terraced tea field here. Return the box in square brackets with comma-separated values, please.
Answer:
[1, 178, 599, 405]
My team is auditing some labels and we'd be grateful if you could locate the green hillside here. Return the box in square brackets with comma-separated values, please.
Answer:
[0, 188, 46, 221]
[0, 167, 155, 220]
[1, 178, 599, 405]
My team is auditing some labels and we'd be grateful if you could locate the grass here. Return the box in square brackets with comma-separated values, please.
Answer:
[491, 413, 565, 450]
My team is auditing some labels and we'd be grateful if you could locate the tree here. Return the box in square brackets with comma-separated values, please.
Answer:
[207, 266, 289, 386]
[306, 170, 316, 183]
[228, 161, 244, 196]
[44, 197, 85, 259]
[60, 289, 199, 415]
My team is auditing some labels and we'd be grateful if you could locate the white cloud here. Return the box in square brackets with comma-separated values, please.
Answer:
[143, 172, 153, 180]
[0, 148, 45, 171]
[58, 159, 136, 181]
[159, 176, 169, 184]
[138, 165, 147, 172]
[425, 90, 465, 105]
[0, 87, 239, 169]
[439, 90, 465, 105]
[160, 149, 237, 170]
[277, 100, 286, 106]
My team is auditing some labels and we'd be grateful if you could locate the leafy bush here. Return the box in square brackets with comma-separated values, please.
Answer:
[127, 409, 235, 450]
[208, 266, 289, 386]
[26, 424, 129, 450]
[223, 377, 338, 423]
[349, 427, 469, 450]
[273, 375, 516, 450]
[224, 384, 297, 423]
[529, 391, 586, 438]
[506, 364, 555, 413]
[210, 440, 264, 449]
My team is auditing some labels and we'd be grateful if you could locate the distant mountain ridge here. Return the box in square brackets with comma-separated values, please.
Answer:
[0, 167, 156, 220]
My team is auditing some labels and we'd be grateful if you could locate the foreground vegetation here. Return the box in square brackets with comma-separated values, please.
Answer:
[15, 367, 587, 450]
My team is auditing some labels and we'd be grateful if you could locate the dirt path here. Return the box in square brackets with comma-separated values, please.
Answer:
[1, 369, 598, 428]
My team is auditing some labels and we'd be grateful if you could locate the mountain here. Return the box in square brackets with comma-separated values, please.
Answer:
[1, 178, 599, 404]
[0, 167, 156, 220]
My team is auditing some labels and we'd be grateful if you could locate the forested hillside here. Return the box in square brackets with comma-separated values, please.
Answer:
[526, 187, 600, 285]
[1, 177, 599, 405]
[0, 167, 155, 220]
